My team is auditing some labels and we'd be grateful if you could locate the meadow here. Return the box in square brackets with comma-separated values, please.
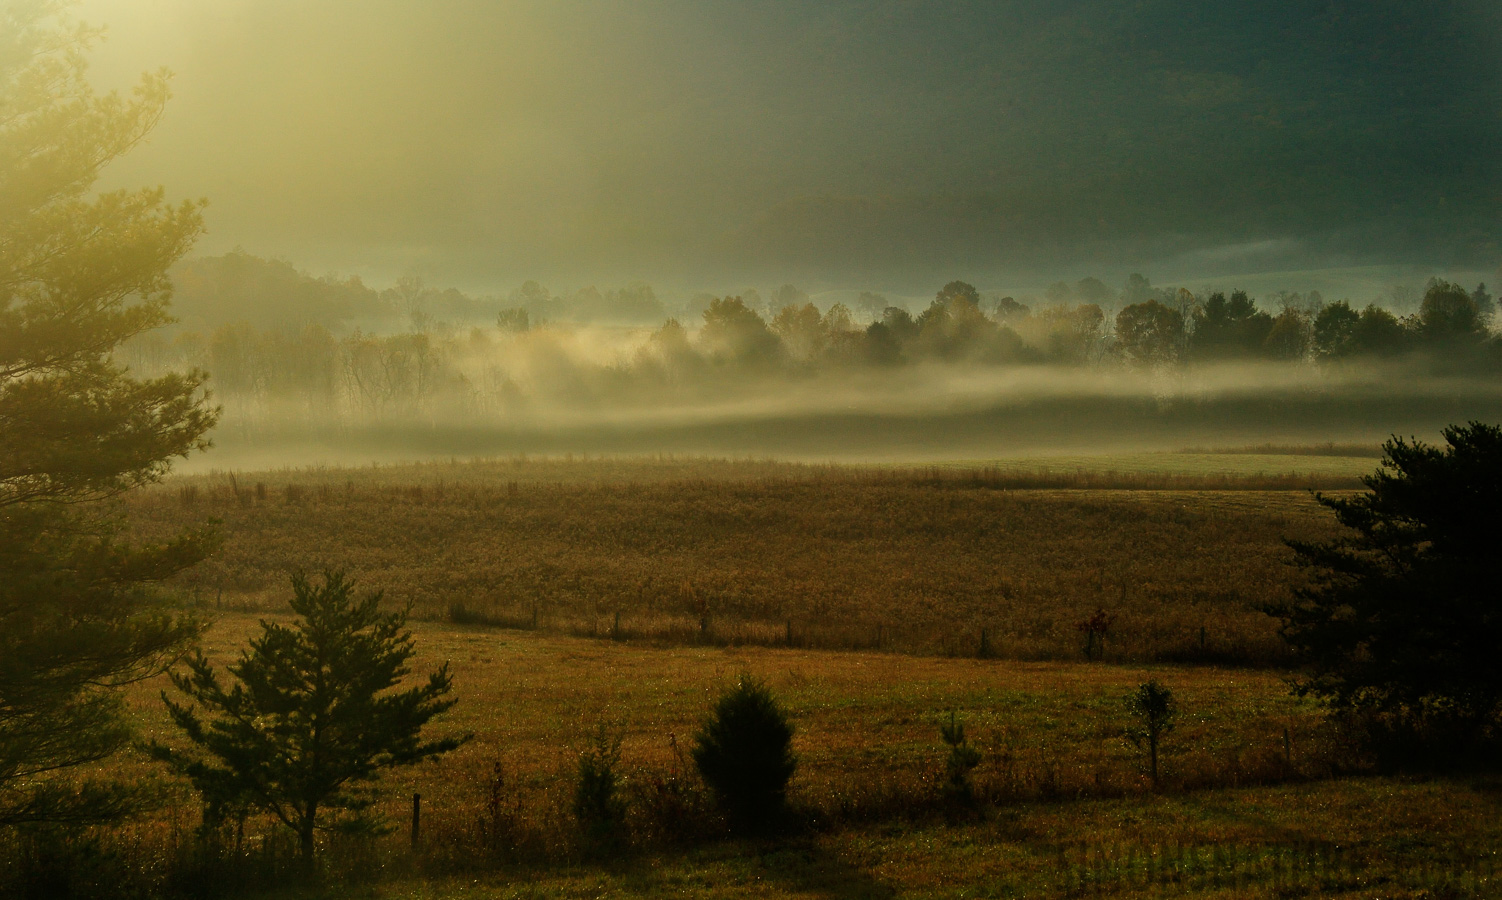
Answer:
[50, 616, 1501, 899]
[12, 450, 1486, 898]
[127, 453, 1359, 664]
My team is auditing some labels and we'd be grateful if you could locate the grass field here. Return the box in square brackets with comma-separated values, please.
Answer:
[35, 449, 1487, 899]
[67, 615, 1499, 899]
[128, 455, 1350, 664]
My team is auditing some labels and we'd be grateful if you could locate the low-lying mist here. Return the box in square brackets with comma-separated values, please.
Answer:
[123, 299, 1502, 471]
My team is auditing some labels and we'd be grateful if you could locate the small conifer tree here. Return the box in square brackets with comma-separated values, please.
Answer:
[692, 676, 796, 833]
[573, 725, 626, 852]
[155, 571, 468, 868]
[939, 711, 983, 806]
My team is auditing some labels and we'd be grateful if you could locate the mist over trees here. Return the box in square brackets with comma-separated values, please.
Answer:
[119, 254, 1502, 435]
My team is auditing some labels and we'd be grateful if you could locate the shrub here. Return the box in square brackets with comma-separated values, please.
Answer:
[939, 711, 983, 809]
[572, 726, 626, 852]
[691, 676, 796, 833]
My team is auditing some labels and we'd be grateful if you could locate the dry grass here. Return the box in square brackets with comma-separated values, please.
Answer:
[109, 617, 1324, 857]
[128, 457, 1346, 663]
[17, 453, 1483, 899]
[38, 616, 1491, 899]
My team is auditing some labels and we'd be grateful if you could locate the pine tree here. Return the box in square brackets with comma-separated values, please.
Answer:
[0, 1, 216, 826]
[155, 572, 468, 866]
[1273, 422, 1502, 763]
[692, 676, 796, 833]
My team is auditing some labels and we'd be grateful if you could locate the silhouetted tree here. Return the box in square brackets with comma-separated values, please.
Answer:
[573, 725, 626, 852]
[635, 318, 703, 381]
[1471, 283, 1495, 325]
[1190, 290, 1272, 358]
[156, 572, 468, 866]
[699, 297, 782, 366]
[1114, 300, 1184, 365]
[497, 307, 530, 333]
[916, 281, 1016, 361]
[855, 291, 888, 322]
[771, 302, 828, 361]
[1074, 277, 1115, 306]
[1125, 681, 1176, 786]
[1312, 301, 1361, 358]
[1263, 309, 1310, 360]
[990, 295, 1030, 324]
[880, 306, 920, 343]
[1033, 303, 1105, 363]
[0, 1, 217, 827]
[1418, 279, 1485, 345]
[938, 711, 982, 808]
[862, 321, 904, 366]
[1350, 304, 1409, 356]
[1272, 422, 1502, 765]
[692, 676, 796, 833]
[770, 284, 809, 314]
[1121, 273, 1156, 306]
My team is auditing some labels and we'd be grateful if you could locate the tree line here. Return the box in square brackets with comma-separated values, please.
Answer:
[120, 274, 1502, 422]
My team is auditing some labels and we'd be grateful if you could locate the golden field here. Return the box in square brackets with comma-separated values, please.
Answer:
[84, 613, 1499, 899]
[48, 452, 1492, 898]
[127, 455, 1353, 664]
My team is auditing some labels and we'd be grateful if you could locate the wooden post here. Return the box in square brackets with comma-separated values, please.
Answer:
[411, 793, 421, 848]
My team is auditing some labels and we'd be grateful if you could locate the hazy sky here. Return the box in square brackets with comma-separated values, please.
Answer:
[79, 0, 1502, 292]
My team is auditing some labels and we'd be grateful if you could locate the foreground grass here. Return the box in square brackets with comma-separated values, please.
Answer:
[58, 615, 1495, 899]
[117, 619, 1329, 860]
[212, 777, 1502, 899]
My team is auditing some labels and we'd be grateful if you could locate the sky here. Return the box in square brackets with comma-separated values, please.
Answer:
[78, 0, 1502, 294]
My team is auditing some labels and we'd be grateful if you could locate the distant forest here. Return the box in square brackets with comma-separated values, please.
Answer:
[127, 252, 1501, 421]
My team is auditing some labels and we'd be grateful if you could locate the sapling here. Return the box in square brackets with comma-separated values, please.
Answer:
[1125, 679, 1177, 787]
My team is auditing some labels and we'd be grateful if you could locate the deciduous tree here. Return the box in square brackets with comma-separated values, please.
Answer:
[1113, 300, 1184, 365]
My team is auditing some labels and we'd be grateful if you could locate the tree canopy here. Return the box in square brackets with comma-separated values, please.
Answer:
[1275, 421, 1502, 764]
[0, 0, 216, 826]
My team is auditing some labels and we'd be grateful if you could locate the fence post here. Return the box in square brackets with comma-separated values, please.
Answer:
[411, 793, 421, 849]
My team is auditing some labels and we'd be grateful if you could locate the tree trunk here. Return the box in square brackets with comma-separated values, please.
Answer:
[298, 806, 317, 876]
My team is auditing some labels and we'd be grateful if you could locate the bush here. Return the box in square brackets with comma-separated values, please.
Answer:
[572, 726, 626, 852]
[691, 676, 797, 833]
[939, 711, 983, 810]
